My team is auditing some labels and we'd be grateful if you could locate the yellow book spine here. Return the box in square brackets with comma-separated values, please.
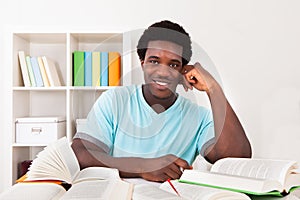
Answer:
[37, 56, 50, 87]
[92, 52, 100, 86]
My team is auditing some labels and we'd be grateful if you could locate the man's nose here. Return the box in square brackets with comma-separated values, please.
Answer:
[156, 64, 172, 77]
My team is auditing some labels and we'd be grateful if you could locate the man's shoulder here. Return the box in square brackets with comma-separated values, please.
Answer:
[106, 85, 139, 95]
[101, 85, 140, 100]
[179, 95, 210, 112]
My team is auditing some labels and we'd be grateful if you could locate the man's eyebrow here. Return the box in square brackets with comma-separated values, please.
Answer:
[147, 55, 160, 59]
[170, 59, 182, 64]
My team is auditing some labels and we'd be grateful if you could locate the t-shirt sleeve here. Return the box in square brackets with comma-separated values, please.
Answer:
[197, 109, 215, 156]
[73, 90, 115, 153]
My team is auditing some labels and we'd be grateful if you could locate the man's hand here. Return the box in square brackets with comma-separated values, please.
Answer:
[181, 62, 218, 93]
[138, 154, 192, 182]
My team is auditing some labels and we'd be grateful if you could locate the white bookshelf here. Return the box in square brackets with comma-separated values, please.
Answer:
[10, 31, 134, 183]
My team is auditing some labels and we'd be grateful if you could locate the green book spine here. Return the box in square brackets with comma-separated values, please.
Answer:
[178, 180, 282, 196]
[25, 56, 36, 87]
[73, 51, 84, 86]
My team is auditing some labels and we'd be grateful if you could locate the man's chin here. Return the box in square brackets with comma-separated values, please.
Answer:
[151, 89, 176, 100]
[144, 83, 177, 99]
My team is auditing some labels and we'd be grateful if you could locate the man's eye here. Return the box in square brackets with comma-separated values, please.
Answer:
[169, 63, 179, 68]
[149, 60, 159, 64]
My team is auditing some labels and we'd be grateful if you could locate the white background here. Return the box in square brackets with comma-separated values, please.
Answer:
[0, 0, 300, 192]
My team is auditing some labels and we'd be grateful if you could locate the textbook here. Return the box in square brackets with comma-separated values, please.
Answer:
[108, 52, 121, 86]
[92, 51, 100, 86]
[37, 56, 50, 87]
[42, 56, 62, 87]
[73, 51, 84, 86]
[25, 56, 36, 87]
[14, 137, 133, 200]
[30, 56, 44, 87]
[18, 51, 31, 87]
[100, 52, 109, 86]
[84, 51, 92, 86]
[179, 157, 300, 196]
[133, 180, 251, 200]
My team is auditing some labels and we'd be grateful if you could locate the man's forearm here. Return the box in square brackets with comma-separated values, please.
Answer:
[71, 138, 191, 181]
[71, 138, 144, 177]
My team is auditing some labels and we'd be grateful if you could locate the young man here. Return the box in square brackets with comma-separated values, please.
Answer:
[71, 20, 251, 182]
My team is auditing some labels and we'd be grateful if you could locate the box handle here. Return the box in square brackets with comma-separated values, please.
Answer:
[31, 127, 42, 135]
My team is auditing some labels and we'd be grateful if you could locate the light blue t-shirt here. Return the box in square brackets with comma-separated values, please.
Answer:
[75, 85, 215, 164]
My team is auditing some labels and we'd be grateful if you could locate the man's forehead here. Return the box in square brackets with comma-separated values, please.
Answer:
[147, 40, 183, 57]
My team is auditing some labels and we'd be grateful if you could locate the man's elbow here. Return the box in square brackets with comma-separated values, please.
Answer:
[204, 141, 252, 164]
[71, 139, 92, 169]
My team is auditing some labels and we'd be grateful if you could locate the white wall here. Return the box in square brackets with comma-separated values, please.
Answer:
[1, 0, 300, 192]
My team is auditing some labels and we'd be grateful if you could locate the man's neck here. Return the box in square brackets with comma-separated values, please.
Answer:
[142, 84, 178, 114]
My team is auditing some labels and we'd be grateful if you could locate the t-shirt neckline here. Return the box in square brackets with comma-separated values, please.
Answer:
[137, 85, 181, 116]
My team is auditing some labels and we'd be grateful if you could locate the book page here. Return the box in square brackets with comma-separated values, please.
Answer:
[159, 180, 251, 200]
[60, 180, 110, 199]
[180, 170, 283, 195]
[26, 137, 80, 183]
[0, 183, 65, 200]
[192, 155, 212, 172]
[60, 179, 132, 200]
[210, 158, 297, 185]
[73, 167, 120, 183]
[133, 184, 184, 200]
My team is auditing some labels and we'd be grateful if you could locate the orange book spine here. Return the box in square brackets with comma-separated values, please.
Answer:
[108, 52, 121, 86]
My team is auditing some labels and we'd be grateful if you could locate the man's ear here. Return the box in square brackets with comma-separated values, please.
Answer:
[140, 60, 145, 68]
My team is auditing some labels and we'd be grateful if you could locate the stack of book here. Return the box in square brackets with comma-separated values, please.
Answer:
[18, 51, 62, 87]
[73, 51, 121, 87]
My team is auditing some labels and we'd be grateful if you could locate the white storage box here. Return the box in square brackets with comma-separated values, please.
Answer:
[15, 116, 66, 144]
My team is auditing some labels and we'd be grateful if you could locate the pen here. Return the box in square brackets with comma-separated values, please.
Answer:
[167, 179, 180, 197]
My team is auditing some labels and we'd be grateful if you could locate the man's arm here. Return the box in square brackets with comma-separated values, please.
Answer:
[182, 63, 252, 163]
[71, 138, 191, 182]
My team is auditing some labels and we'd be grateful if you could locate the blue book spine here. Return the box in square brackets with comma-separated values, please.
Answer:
[100, 52, 108, 86]
[30, 56, 44, 87]
[84, 52, 92, 86]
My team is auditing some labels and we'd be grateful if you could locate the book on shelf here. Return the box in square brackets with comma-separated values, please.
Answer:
[18, 51, 31, 87]
[108, 52, 121, 86]
[37, 56, 50, 87]
[84, 51, 92, 86]
[100, 52, 109, 86]
[25, 56, 36, 87]
[179, 157, 300, 196]
[30, 56, 44, 87]
[9, 137, 133, 200]
[42, 56, 62, 87]
[73, 51, 84, 86]
[92, 51, 101, 86]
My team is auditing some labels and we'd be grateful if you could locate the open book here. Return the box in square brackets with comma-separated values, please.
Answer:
[7, 137, 133, 200]
[133, 180, 251, 200]
[179, 157, 300, 196]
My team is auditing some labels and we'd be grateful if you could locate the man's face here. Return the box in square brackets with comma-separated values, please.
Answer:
[141, 40, 183, 99]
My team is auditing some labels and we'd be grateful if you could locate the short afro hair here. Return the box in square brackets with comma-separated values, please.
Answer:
[137, 20, 192, 66]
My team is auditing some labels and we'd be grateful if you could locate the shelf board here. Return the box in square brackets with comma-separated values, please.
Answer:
[13, 86, 68, 91]
[14, 33, 66, 44]
[71, 33, 122, 43]
[70, 86, 117, 91]
[12, 143, 47, 147]
[13, 86, 120, 91]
